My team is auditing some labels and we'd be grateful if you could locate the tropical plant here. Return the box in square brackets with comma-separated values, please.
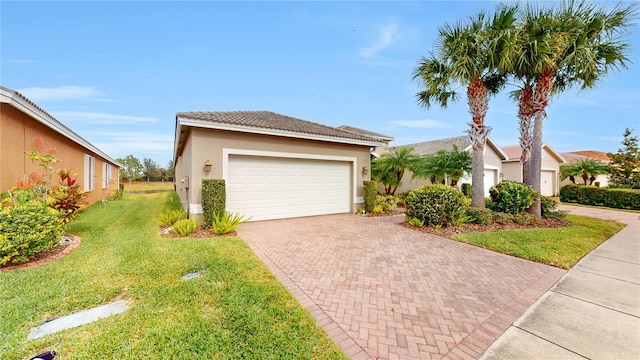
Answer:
[211, 211, 250, 235]
[412, 146, 472, 187]
[372, 147, 419, 195]
[509, 1, 636, 216]
[608, 128, 640, 188]
[560, 158, 609, 185]
[414, 5, 516, 207]
[157, 209, 187, 226]
[172, 218, 199, 237]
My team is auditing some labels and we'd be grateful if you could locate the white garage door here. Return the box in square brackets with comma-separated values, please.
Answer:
[541, 170, 555, 196]
[484, 169, 497, 197]
[227, 155, 351, 221]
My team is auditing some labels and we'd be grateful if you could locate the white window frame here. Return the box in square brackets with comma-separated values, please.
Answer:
[102, 163, 113, 189]
[84, 154, 95, 192]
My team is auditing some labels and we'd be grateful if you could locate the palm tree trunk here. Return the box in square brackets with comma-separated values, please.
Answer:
[467, 77, 489, 208]
[518, 84, 534, 184]
[527, 70, 554, 218]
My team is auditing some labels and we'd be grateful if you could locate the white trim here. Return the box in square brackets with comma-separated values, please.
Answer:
[177, 117, 383, 147]
[222, 148, 358, 205]
[1, 87, 121, 167]
[484, 164, 500, 170]
[189, 203, 203, 215]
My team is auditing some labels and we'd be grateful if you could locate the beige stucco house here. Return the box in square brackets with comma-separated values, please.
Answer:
[394, 135, 508, 196]
[1, 86, 120, 205]
[502, 144, 565, 196]
[560, 151, 611, 187]
[173, 111, 382, 221]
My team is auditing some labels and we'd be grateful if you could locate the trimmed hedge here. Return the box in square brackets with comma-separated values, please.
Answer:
[559, 184, 640, 210]
[405, 184, 469, 227]
[0, 201, 65, 265]
[202, 179, 226, 228]
[363, 180, 377, 213]
[488, 181, 536, 215]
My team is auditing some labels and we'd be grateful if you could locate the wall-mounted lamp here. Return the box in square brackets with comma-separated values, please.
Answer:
[362, 166, 369, 175]
[203, 159, 212, 173]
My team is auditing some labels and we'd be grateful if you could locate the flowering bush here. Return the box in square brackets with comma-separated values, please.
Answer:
[0, 201, 65, 265]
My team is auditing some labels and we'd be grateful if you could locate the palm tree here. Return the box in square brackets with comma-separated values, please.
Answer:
[411, 146, 471, 187]
[561, 158, 609, 185]
[371, 147, 419, 195]
[414, 5, 516, 207]
[509, 0, 636, 216]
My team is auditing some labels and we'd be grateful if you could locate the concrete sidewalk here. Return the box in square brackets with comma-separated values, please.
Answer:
[481, 205, 640, 359]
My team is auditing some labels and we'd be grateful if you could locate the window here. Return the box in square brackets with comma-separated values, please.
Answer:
[84, 154, 95, 191]
[102, 163, 113, 189]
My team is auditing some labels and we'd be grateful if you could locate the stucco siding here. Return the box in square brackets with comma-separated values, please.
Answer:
[1, 103, 120, 205]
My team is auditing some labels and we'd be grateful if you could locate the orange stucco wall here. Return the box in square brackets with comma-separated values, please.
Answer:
[1, 103, 120, 205]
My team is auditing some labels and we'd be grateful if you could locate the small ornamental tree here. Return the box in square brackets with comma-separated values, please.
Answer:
[608, 128, 640, 189]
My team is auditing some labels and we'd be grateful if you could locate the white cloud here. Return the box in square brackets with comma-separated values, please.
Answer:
[17, 85, 105, 101]
[359, 21, 399, 58]
[390, 119, 450, 128]
[53, 111, 158, 124]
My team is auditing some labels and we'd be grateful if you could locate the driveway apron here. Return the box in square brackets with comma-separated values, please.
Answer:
[238, 214, 565, 360]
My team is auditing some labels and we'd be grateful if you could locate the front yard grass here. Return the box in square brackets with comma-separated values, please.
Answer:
[451, 214, 625, 269]
[0, 192, 345, 359]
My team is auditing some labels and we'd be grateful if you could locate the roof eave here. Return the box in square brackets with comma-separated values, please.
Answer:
[1, 87, 121, 167]
[176, 117, 384, 149]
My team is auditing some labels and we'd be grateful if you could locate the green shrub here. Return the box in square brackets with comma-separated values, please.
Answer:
[0, 201, 65, 265]
[212, 211, 250, 234]
[375, 195, 398, 213]
[408, 217, 424, 227]
[363, 180, 377, 213]
[560, 184, 640, 210]
[405, 184, 469, 228]
[513, 213, 539, 226]
[461, 183, 472, 198]
[172, 218, 199, 237]
[157, 209, 187, 226]
[489, 181, 536, 215]
[466, 207, 493, 225]
[491, 212, 515, 225]
[372, 205, 384, 214]
[202, 179, 226, 228]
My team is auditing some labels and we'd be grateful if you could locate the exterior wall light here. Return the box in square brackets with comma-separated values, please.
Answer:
[362, 166, 369, 175]
[203, 159, 212, 173]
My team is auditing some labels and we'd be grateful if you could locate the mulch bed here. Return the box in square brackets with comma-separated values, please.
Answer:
[159, 225, 236, 238]
[401, 218, 572, 238]
[1, 235, 81, 271]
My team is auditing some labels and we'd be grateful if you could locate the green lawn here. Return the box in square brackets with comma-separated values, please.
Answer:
[0, 193, 345, 359]
[451, 214, 625, 269]
[123, 181, 174, 192]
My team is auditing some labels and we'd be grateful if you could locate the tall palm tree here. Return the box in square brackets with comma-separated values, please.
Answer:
[372, 146, 419, 195]
[509, 0, 636, 216]
[414, 5, 517, 207]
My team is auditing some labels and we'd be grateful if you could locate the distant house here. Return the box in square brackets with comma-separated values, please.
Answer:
[173, 111, 382, 221]
[501, 144, 565, 196]
[560, 150, 612, 187]
[394, 135, 508, 196]
[1, 86, 120, 205]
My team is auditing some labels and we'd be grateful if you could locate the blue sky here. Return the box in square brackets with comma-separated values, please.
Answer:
[2, 1, 639, 167]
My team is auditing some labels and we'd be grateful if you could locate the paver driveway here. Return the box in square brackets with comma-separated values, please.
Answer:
[238, 214, 565, 360]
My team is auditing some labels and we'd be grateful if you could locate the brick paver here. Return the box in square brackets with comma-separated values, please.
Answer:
[238, 214, 565, 359]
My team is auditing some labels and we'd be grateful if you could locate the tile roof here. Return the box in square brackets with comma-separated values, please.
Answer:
[177, 111, 379, 143]
[398, 135, 472, 155]
[569, 150, 612, 162]
[502, 145, 522, 160]
[336, 125, 394, 141]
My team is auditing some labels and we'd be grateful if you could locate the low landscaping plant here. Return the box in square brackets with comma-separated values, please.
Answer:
[172, 218, 199, 236]
[488, 181, 536, 215]
[212, 211, 250, 234]
[465, 207, 493, 225]
[363, 180, 377, 213]
[0, 201, 65, 265]
[405, 184, 469, 227]
[157, 209, 187, 226]
[560, 184, 640, 210]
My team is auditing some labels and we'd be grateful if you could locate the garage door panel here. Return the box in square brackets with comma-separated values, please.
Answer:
[227, 155, 351, 221]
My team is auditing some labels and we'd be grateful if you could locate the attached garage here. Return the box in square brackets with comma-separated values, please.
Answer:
[173, 111, 382, 222]
[226, 155, 351, 221]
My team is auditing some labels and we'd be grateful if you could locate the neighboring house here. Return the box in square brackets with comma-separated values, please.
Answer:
[394, 135, 508, 196]
[336, 125, 394, 157]
[560, 150, 612, 187]
[173, 111, 383, 222]
[502, 144, 565, 196]
[1, 86, 121, 205]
